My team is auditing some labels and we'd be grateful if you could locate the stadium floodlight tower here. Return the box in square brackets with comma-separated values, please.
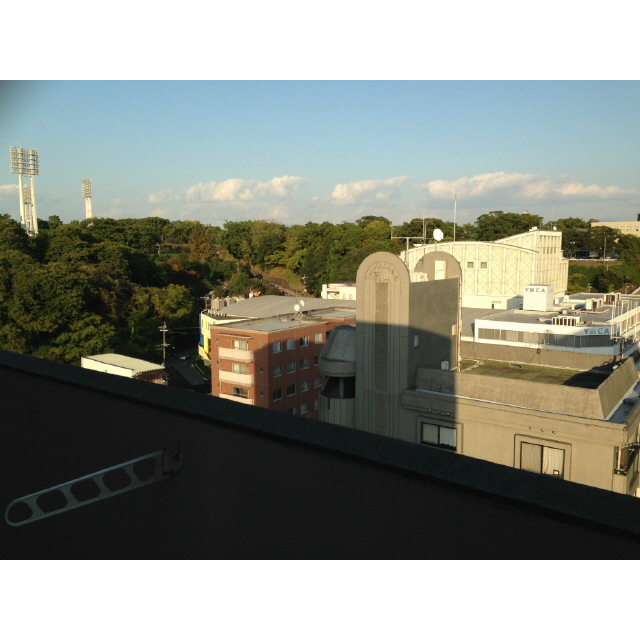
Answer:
[82, 179, 93, 220]
[9, 146, 40, 236]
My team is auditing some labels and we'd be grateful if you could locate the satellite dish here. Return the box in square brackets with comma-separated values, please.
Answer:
[433, 228, 444, 242]
[299, 299, 305, 307]
[294, 304, 300, 313]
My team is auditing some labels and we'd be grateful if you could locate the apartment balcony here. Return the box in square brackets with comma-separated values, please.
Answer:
[218, 347, 254, 362]
[3, 348, 640, 559]
[219, 392, 254, 405]
[219, 370, 254, 385]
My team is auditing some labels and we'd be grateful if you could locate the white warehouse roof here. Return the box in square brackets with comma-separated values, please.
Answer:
[81, 353, 165, 375]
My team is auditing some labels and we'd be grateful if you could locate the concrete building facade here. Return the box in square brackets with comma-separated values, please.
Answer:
[401, 228, 569, 310]
[591, 214, 640, 237]
[208, 302, 355, 419]
[318, 250, 640, 497]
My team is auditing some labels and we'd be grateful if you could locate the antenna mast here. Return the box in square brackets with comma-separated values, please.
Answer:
[453, 191, 457, 242]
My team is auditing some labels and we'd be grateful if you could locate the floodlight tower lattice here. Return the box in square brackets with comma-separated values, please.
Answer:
[82, 179, 93, 220]
[9, 146, 40, 236]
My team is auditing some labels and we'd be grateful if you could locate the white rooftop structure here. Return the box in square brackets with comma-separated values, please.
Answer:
[81, 354, 166, 381]
[205, 295, 355, 320]
[401, 228, 569, 310]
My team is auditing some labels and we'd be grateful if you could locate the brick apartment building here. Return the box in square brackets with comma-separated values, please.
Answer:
[209, 307, 355, 419]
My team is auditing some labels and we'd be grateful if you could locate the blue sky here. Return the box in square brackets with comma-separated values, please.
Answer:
[2, 80, 638, 228]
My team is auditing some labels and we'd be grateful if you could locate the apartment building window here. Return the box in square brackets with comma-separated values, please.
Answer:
[301, 402, 309, 415]
[272, 341, 282, 354]
[232, 387, 249, 398]
[467, 262, 474, 269]
[300, 380, 309, 392]
[314, 375, 323, 387]
[420, 421, 456, 451]
[286, 339, 296, 350]
[231, 363, 249, 374]
[300, 358, 309, 369]
[287, 407, 297, 415]
[300, 335, 309, 347]
[480, 262, 488, 269]
[286, 361, 296, 374]
[232, 339, 248, 350]
[313, 356, 319, 366]
[286, 384, 296, 396]
[314, 333, 323, 344]
[520, 442, 565, 478]
[272, 364, 282, 377]
[272, 388, 282, 401]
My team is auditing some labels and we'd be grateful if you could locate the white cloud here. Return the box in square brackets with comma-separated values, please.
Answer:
[554, 183, 631, 198]
[148, 188, 177, 204]
[423, 172, 636, 202]
[330, 176, 410, 205]
[0, 184, 17, 195]
[185, 175, 307, 203]
[110, 197, 123, 217]
[425, 172, 536, 199]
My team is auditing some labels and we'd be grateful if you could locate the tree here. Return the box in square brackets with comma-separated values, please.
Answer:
[188, 222, 214, 271]
[250, 221, 286, 267]
[475, 211, 544, 241]
[615, 234, 640, 267]
[0, 214, 29, 253]
[151, 284, 196, 323]
[221, 221, 254, 264]
[356, 215, 391, 228]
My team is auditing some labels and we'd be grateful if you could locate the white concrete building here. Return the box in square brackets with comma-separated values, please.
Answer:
[591, 215, 640, 238]
[401, 228, 569, 310]
[321, 283, 356, 300]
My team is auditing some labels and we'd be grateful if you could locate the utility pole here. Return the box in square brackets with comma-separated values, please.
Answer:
[159, 321, 169, 366]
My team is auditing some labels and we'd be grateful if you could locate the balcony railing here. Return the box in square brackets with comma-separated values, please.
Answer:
[218, 347, 254, 362]
[219, 371, 254, 385]
[219, 392, 254, 405]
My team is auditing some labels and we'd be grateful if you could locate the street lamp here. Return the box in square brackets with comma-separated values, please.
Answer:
[9, 146, 39, 235]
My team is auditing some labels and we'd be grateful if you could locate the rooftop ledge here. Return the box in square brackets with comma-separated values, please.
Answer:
[3, 348, 640, 557]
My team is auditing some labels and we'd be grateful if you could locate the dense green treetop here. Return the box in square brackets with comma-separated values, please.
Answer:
[1, 210, 639, 364]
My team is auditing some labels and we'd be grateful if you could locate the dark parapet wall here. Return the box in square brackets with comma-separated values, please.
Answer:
[3, 349, 640, 559]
